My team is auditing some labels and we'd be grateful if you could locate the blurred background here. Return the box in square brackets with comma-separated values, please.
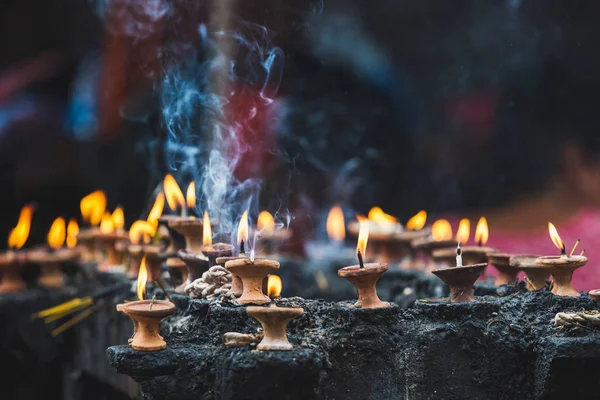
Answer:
[2, 0, 600, 250]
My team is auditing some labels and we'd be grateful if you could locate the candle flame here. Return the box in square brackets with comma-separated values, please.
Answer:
[267, 274, 282, 297]
[432, 219, 452, 242]
[203, 211, 212, 247]
[406, 210, 427, 230]
[257, 211, 275, 231]
[237, 210, 249, 246]
[475, 217, 489, 245]
[80, 190, 107, 226]
[356, 215, 370, 260]
[8, 204, 34, 249]
[455, 219, 470, 243]
[129, 220, 155, 245]
[66, 218, 79, 248]
[111, 207, 125, 231]
[137, 256, 148, 301]
[367, 206, 398, 225]
[47, 217, 66, 250]
[100, 212, 114, 234]
[163, 174, 185, 211]
[326, 206, 346, 242]
[548, 222, 564, 252]
[147, 193, 165, 226]
[186, 182, 196, 209]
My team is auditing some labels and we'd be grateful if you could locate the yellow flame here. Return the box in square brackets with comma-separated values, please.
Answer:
[406, 210, 427, 230]
[186, 182, 196, 209]
[47, 217, 66, 250]
[137, 256, 148, 301]
[100, 212, 114, 234]
[267, 274, 282, 297]
[356, 215, 370, 260]
[147, 193, 165, 226]
[163, 174, 185, 211]
[80, 190, 107, 226]
[8, 204, 34, 249]
[237, 210, 249, 246]
[455, 219, 470, 243]
[203, 211, 212, 247]
[326, 206, 346, 242]
[475, 217, 489, 245]
[129, 220, 155, 245]
[66, 218, 79, 248]
[367, 206, 398, 225]
[432, 219, 453, 242]
[257, 211, 275, 231]
[111, 207, 125, 231]
[548, 222, 564, 251]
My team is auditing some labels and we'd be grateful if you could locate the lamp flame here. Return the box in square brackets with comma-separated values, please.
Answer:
[257, 211, 275, 231]
[47, 217, 66, 250]
[8, 204, 34, 249]
[356, 215, 370, 260]
[100, 212, 114, 234]
[203, 211, 212, 247]
[475, 217, 489, 246]
[432, 219, 453, 242]
[66, 218, 79, 248]
[129, 220, 155, 245]
[147, 193, 165, 226]
[237, 210, 249, 246]
[111, 207, 125, 231]
[267, 274, 282, 298]
[80, 190, 107, 226]
[137, 256, 148, 301]
[186, 182, 196, 209]
[163, 174, 185, 211]
[367, 206, 398, 225]
[327, 206, 346, 242]
[406, 210, 427, 230]
[548, 222, 565, 253]
[455, 219, 470, 243]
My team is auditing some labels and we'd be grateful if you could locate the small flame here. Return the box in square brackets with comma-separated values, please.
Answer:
[367, 206, 398, 225]
[203, 211, 212, 247]
[475, 217, 489, 245]
[47, 217, 66, 250]
[8, 204, 34, 249]
[237, 210, 249, 246]
[327, 206, 346, 242]
[548, 222, 564, 252]
[267, 274, 282, 298]
[186, 182, 196, 209]
[137, 256, 148, 301]
[111, 207, 125, 231]
[455, 219, 470, 243]
[356, 215, 370, 260]
[80, 190, 107, 226]
[432, 219, 453, 242]
[406, 210, 427, 230]
[129, 220, 155, 245]
[66, 218, 79, 248]
[163, 174, 185, 211]
[147, 193, 165, 226]
[100, 212, 114, 234]
[257, 211, 275, 231]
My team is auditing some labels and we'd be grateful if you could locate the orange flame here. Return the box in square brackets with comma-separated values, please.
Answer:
[475, 217, 489, 246]
[111, 207, 125, 231]
[100, 212, 114, 234]
[47, 217, 66, 250]
[257, 211, 275, 231]
[66, 218, 79, 248]
[326, 206, 346, 242]
[406, 210, 427, 231]
[129, 220, 155, 245]
[137, 256, 148, 301]
[432, 219, 453, 242]
[267, 274, 282, 297]
[548, 222, 564, 252]
[237, 210, 249, 246]
[356, 215, 370, 260]
[8, 204, 34, 249]
[367, 206, 398, 225]
[186, 182, 196, 209]
[80, 190, 107, 226]
[147, 193, 165, 226]
[163, 174, 185, 211]
[203, 211, 212, 247]
[455, 219, 470, 243]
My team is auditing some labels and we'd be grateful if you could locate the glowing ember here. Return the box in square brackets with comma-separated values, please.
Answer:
[129, 220, 155, 245]
[203, 211, 212, 247]
[356, 215, 370, 262]
[548, 222, 565, 253]
[111, 207, 125, 231]
[455, 218, 470, 243]
[137, 256, 148, 300]
[163, 174, 185, 212]
[257, 211, 275, 231]
[431, 219, 452, 242]
[80, 190, 107, 226]
[8, 204, 34, 249]
[100, 212, 114, 234]
[475, 217, 489, 246]
[406, 210, 427, 231]
[327, 206, 346, 242]
[186, 182, 196, 209]
[66, 219, 79, 248]
[267, 274, 282, 297]
[47, 217, 66, 250]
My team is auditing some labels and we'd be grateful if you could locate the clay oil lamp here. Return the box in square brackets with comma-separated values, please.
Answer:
[347, 207, 404, 263]
[411, 219, 458, 271]
[395, 210, 431, 270]
[247, 275, 304, 351]
[535, 222, 587, 297]
[78, 190, 107, 263]
[117, 256, 176, 351]
[127, 219, 158, 279]
[217, 210, 252, 297]
[588, 289, 600, 304]
[431, 243, 487, 302]
[96, 208, 129, 272]
[338, 215, 390, 309]
[256, 211, 292, 255]
[509, 255, 547, 290]
[201, 216, 235, 268]
[0, 205, 33, 293]
[177, 211, 217, 287]
[28, 217, 80, 288]
[486, 253, 520, 286]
